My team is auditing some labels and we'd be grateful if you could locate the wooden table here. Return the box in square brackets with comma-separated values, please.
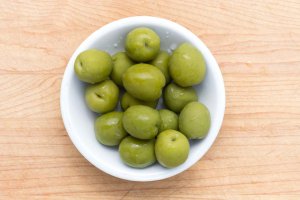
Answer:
[1, 1, 300, 199]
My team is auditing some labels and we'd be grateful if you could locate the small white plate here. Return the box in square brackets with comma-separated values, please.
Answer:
[60, 16, 225, 181]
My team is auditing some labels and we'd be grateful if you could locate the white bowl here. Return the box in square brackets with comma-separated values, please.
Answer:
[60, 16, 225, 181]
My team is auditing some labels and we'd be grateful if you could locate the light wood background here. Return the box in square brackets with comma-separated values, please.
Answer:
[1, 0, 300, 199]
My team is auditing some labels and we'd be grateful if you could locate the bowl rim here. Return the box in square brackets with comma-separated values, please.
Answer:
[60, 16, 226, 181]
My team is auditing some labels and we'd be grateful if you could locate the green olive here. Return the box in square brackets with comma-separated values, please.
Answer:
[122, 105, 161, 140]
[163, 83, 198, 113]
[85, 80, 119, 114]
[179, 102, 211, 139]
[94, 112, 127, 146]
[169, 43, 206, 87]
[155, 130, 189, 168]
[159, 109, 178, 132]
[122, 63, 166, 101]
[119, 136, 156, 168]
[74, 49, 112, 84]
[111, 52, 135, 87]
[150, 51, 171, 83]
[125, 27, 160, 62]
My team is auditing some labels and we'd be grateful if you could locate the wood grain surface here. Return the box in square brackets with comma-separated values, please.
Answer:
[1, 0, 300, 199]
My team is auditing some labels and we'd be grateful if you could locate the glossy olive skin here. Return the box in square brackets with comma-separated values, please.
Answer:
[159, 109, 178, 132]
[121, 92, 158, 110]
[94, 112, 127, 146]
[74, 49, 113, 84]
[111, 52, 135, 87]
[122, 63, 166, 101]
[179, 102, 211, 139]
[125, 27, 160, 62]
[155, 130, 189, 168]
[119, 136, 156, 168]
[85, 80, 119, 114]
[169, 43, 206, 87]
[150, 51, 171, 83]
[163, 83, 198, 113]
[122, 105, 161, 139]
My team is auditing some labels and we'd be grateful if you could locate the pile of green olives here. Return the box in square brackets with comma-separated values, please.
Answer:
[74, 27, 211, 169]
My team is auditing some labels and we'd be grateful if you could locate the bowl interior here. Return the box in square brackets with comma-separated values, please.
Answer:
[61, 17, 225, 181]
